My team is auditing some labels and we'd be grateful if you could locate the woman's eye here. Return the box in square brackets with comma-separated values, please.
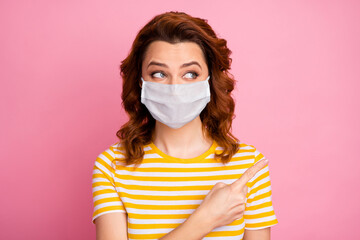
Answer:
[151, 72, 166, 78]
[183, 72, 199, 79]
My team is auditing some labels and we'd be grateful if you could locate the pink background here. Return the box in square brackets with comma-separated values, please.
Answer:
[1, 1, 359, 239]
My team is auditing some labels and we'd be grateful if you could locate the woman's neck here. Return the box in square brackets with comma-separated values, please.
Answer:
[152, 116, 213, 158]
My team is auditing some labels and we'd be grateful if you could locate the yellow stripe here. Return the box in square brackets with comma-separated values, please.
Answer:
[110, 144, 124, 151]
[248, 179, 271, 196]
[92, 181, 113, 188]
[129, 222, 181, 229]
[127, 216, 244, 225]
[125, 202, 200, 210]
[140, 153, 254, 164]
[120, 158, 254, 172]
[247, 190, 272, 204]
[96, 156, 116, 176]
[129, 212, 191, 219]
[92, 173, 110, 179]
[112, 172, 256, 182]
[247, 170, 270, 188]
[92, 188, 118, 197]
[117, 190, 206, 201]
[244, 210, 276, 219]
[246, 201, 273, 211]
[117, 182, 212, 191]
[255, 152, 265, 162]
[93, 197, 122, 206]
[245, 219, 278, 228]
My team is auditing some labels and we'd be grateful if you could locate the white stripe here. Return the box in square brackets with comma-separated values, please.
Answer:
[97, 152, 118, 167]
[247, 185, 272, 200]
[127, 227, 173, 235]
[113, 178, 247, 187]
[100, 148, 115, 159]
[125, 207, 196, 215]
[248, 166, 269, 184]
[93, 201, 123, 211]
[244, 215, 277, 224]
[95, 160, 114, 178]
[121, 196, 202, 205]
[247, 196, 272, 206]
[93, 193, 120, 202]
[92, 168, 103, 175]
[92, 186, 117, 192]
[115, 168, 248, 177]
[245, 206, 274, 215]
[92, 210, 126, 222]
[142, 153, 161, 159]
[116, 186, 211, 196]
[127, 223, 244, 234]
[249, 175, 270, 190]
[142, 151, 255, 160]
[92, 177, 111, 183]
[143, 146, 151, 151]
[128, 218, 187, 224]
[231, 152, 256, 158]
[213, 222, 245, 232]
[203, 236, 243, 240]
[128, 236, 243, 240]
[113, 153, 125, 160]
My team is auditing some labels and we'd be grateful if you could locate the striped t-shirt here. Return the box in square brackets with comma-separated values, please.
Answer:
[91, 139, 278, 240]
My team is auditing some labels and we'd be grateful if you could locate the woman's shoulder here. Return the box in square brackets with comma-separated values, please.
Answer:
[235, 140, 268, 164]
[93, 141, 126, 169]
[234, 140, 257, 153]
[232, 140, 267, 163]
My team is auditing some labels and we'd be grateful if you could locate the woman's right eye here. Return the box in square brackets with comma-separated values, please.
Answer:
[151, 72, 166, 78]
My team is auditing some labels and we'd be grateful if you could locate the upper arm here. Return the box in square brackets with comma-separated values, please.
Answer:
[244, 146, 278, 229]
[243, 227, 271, 240]
[92, 148, 128, 240]
[95, 212, 128, 240]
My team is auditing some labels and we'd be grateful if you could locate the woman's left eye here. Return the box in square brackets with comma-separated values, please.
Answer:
[183, 72, 199, 79]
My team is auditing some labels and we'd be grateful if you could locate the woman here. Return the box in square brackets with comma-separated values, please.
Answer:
[92, 11, 278, 240]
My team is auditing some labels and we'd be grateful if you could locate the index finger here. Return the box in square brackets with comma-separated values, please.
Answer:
[230, 158, 269, 191]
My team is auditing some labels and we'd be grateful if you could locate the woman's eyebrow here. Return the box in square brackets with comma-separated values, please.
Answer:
[147, 61, 202, 70]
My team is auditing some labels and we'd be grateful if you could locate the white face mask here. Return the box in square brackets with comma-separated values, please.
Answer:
[140, 76, 211, 129]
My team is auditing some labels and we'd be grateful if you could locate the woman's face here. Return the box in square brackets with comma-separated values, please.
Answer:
[141, 40, 209, 85]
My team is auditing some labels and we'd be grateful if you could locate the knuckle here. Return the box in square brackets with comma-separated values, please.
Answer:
[238, 196, 245, 203]
[215, 182, 227, 188]
[235, 204, 245, 213]
[241, 205, 246, 213]
[235, 214, 243, 220]
[242, 204, 246, 211]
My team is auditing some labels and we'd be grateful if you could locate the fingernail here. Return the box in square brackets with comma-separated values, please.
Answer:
[263, 159, 269, 164]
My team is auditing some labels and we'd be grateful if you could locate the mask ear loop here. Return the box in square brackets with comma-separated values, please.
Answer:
[140, 77, 145, 88]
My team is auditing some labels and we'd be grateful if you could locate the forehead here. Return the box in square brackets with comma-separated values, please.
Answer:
[143, 40, 206, 64]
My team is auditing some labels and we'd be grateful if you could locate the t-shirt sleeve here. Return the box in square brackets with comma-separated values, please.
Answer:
[91, 147, 126, 224]
[244, 146, 278, 230]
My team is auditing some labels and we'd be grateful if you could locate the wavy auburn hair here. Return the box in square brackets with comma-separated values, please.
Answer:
[115, 11, 239, 168]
